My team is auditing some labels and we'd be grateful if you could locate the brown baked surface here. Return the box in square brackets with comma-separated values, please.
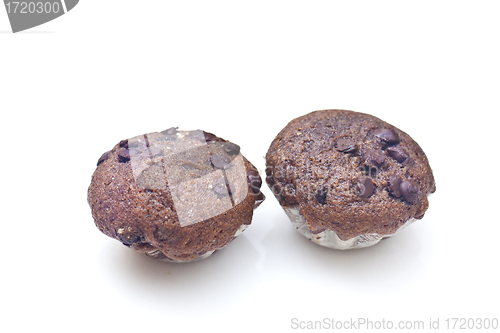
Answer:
[88, 129, 264, 261]
[265, 110, 435, 240]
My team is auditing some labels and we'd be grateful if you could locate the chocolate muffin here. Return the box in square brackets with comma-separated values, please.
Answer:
[88, 128, 265, 262]
[265, 110, 435, 249]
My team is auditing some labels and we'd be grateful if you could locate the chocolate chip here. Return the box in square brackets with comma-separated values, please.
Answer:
[116, 229, 142, 245]
[203, 131, 222, 142]
[387, 146, 409, 163]
[223, 142, 241, 156]
[335, 138, 357, 153]
[400, 179, 419, 203]
[117, 148, 130, 163]
[387, 175, 403, 198]
[161, 127, 178, 141]
[311, 227, 327, 235]
[210, 154, 230, 169]
[212, 182, 228, 196]
[372, 128, 399, 144]
[362, 149, 386, 168]
[266, 174, 276, 187]
[253, 192, 265, 209]
[414, 212, 426, 220]
[316, 187, 327, 205]
[119, 139, 128, 148]
[356, 177, 375, 198]
[265, 167, 275, 185]
[247, 169, 262, 194]
[161, 127, 178, 136]
[97, 151, 111, 166]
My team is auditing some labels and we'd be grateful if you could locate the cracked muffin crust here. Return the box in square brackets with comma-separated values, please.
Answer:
[88, 128, 264, 262]
[265, 110, 435, 249]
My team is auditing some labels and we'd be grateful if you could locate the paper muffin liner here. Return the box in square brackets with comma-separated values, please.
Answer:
[157, 250, 217, 263]
[283, 206, 416, 250]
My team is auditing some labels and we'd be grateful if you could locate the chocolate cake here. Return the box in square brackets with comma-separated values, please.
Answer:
[88, 128, 265, 262]
[265, 110, 435, 249]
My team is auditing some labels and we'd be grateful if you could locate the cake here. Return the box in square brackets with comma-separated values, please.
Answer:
[265, 110, 435, 249]
[88, 128, 265, 262]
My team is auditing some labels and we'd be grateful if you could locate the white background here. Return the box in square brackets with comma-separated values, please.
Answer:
[1, 1, 499, 332]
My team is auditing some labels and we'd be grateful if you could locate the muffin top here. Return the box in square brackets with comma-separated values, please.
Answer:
[88, 128, 264, 261]
[265, 110, 435, 240]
